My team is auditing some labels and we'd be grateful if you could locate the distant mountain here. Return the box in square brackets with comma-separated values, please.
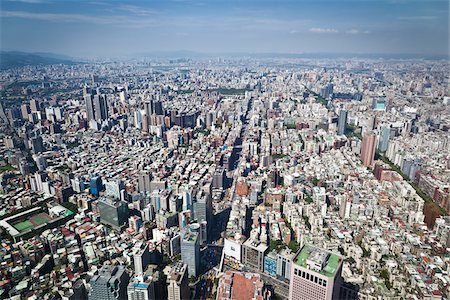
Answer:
[0, 51, 77, 69]
[134, 50, 448, 61]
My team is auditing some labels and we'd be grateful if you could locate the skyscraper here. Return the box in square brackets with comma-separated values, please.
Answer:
[167, 263, 190, 300]
[180, 227, 200, 277]
[98, 197, 130, 230]
[85, 93, 108, 122]
[89, 265, 130, 300]
[337, 109, 347, 136]
[93, 94, 108, 121]
[360, 132, 377, 167]
[289, 245, 343, 300]
[378, 126, 390, 152]
[127, 275, 155, 300]
[85, 94, 95, 122]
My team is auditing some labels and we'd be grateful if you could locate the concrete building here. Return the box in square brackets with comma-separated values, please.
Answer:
[277, 248, 296, 280]
[127, 275, 155, 300]
[289, 245, 343, 300]
[360, 132, 377, 167]
[167, 263, 190, 300]
[89, 265, 129, 300]
[180, 227, 200, 277]
[337, 109, 347, 136]
[98, 197, 129, 230]
[243, 239, 268, 272]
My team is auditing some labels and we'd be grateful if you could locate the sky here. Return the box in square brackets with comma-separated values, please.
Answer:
[1, 0, 449, 58]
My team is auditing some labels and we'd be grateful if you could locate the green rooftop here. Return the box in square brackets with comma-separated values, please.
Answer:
[295, 245, 342, 277]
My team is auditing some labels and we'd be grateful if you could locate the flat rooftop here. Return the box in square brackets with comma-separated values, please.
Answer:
[295, 245, 342, 278]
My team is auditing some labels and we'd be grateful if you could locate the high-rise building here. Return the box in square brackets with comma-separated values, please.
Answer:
[29, 99, 40, 112]
[320, 83, 334, 99]
[138, 172, 152, 193]
[167, 263, 190, 300]
[85, 93, 108, 122]
[98, 197, 129, 230]
[378, 126, 390, 152]
[90, 176, 103, 196]
[276, 248, 296, 280]
[213, 167, 225, 190]
[89, 265, 130, 300]
[337, 109, 347, 135]
[134, 243, 150, 275]
[289, 245, 343, 300]
[243, 239, 268, 272]
[31, 136, 44, 154]
[85, 94, 95, 122]
[93, 94, 108, 121]
[153, 100, 164, 115]
[360, 132, 377, 167]
[127, 275, 155, 300]
[21, 104, 31, 120]
[180, 227, 200, 277]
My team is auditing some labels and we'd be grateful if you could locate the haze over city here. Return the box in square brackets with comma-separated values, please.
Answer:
[1, 0, 449, 58]
[1, 1, 450, 300]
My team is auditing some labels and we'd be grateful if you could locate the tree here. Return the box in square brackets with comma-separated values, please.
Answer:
[288, 240, 300, 252]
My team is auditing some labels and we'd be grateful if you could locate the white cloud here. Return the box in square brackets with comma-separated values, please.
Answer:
[117, 5, 157, 17]
[5, 0, 48, 3]
[397, 15, 438, 21]
[0, 10, 113, 23]
[346, 29, 370, 34]
[309, 27, 338, 34]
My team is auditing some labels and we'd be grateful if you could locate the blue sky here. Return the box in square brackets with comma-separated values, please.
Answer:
[1, 0, 448, 58]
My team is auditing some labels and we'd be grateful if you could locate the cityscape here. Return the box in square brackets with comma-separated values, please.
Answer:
[0, 1, 449, 300]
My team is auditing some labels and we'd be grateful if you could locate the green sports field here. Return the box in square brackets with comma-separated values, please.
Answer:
[13, 220, 34, 232]
[12, 212, 52, 232]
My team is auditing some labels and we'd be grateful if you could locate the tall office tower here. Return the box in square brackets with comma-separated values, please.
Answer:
[337, 109, 348, 135]
[212, 167, 225, 189]
[144, 100, 154, 116]
[31, 136, 44, 154]
[360, 132, 377, 167]
[205, 111, 214, 129]
[180, 227, 200, 277]
[167, 263, 190, 300]
[85, 94, 95, 121]
[91, 74, 99, 85]
[180, 185, 192, 211]
[320, 83, 334, 99]
[90, 176, 103, 196]
[93, 94, 108, 121]
[127, 275, 155, 300]
[21, 104, 31, 120]
[88, 265, 130, 300]
[29, 99, 40, 112]
[153, 100, 164, 115]
[339, 196, 352, 220]
[138, 172, 152, 193]
[97, 197, 130, 230]
[276, 248, 296, 280]
[289, 245, 343, 300]
[104, 179, 125, 200]
[193, 190, 211, 224]
[378, 126, 390, 152]
[134, 243, 150, 275]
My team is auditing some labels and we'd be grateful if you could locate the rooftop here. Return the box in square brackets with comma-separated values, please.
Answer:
[295, 244, 342, 278]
